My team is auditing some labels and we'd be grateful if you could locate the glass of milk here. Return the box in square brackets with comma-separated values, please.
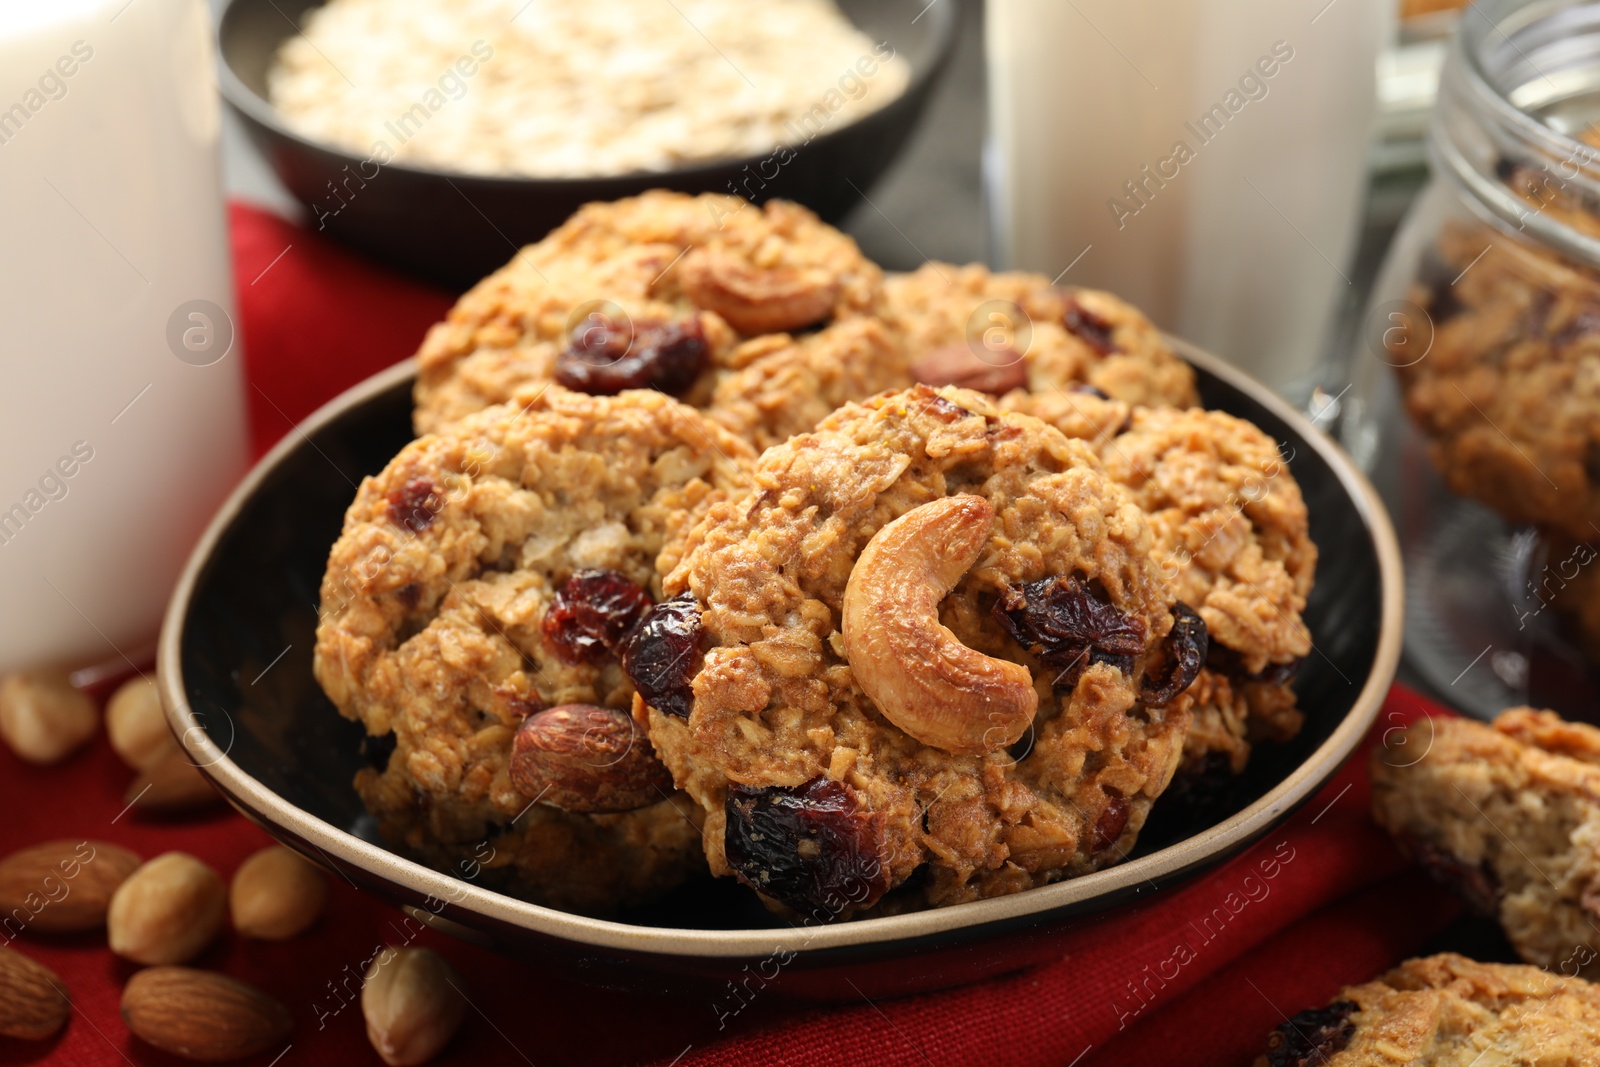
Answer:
[986, 0, 1390, 398]
[0, 0, 247, 674]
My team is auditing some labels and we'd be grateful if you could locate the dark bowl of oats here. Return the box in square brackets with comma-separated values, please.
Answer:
[216, 0, 957, 289]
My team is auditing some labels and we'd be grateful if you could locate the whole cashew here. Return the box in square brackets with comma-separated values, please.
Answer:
[680, 248, 839, 335]
[841, 495, 1039, 755]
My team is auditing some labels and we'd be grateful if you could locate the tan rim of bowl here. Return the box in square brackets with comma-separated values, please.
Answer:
[157, 341, 1403, 959]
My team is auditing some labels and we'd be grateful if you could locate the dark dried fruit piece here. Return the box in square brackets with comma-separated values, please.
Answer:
[555, 314, 709, 396]
[1262, 1000, 1357, 1067]
[994, 575, 1147, 688]
[1140, 602, 1208, 705]
[1069, 383, 1111, 400]
[386, 478, 442, 533]
[1400, 833, 1500, 917]
[509, 704, 674, 813]
[1063, 299, 1117, 354]
[1416, 250, 1465, 325]
[724, 777, 890, 918]
[620, 591, 705, 720]
[542, 569, 653, 665]
[1089, 791, 1130, 852]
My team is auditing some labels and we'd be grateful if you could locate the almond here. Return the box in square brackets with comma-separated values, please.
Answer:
[0, 947, 69, 1040]
[107, 852, 226, 965]
[362, 947, 466, 1066]
[509, 704, 674, 812]
[122, 966, 291, 1061]
[910, 341, 1029, 396]
[107, 676, 177, 771]
[230, 846, 327, 940]
[0, 839, 141, 934]
[125, 748, 223, 815]
[0, 670, 98, 765]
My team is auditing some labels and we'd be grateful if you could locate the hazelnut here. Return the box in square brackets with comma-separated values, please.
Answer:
[0, 671, 97, 765]
[106, 676, 176, 771]
[230, 846, 327, 940]
[361, 947, 466, 1066]
[107, 853, 226, 965]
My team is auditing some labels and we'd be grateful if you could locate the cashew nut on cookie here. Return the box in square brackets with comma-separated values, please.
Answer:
[841, 495, 1039, 754]
[679, 247, 840, 335]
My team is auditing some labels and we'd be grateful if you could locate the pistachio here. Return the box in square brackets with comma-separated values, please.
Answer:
[107, 853, 227, 965]
[0, 670, 97, 765]
[230, 846, 327, 940]
[361, 947, 467, 1066]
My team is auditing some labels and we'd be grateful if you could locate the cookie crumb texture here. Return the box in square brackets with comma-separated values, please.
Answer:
[1255, 953, 1600, 1065]
[314, 387, 753, 914]
[1372, 710, 1600, 978]
[645, 385, 1193, 918]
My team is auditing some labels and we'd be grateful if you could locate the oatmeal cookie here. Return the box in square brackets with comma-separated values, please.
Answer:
[413, 191, 889, 437]
[884, 262, 1198, 408]
[314, 386, 754, 914]
[1009, 393, 1316, 776]
[1371, 709, 1600, 978]
[1400, 218, 1600, 543]
[1099, 406, 1315, 774]
[1253, 953, 1600, 1066]
[632, 384, 1202, 918]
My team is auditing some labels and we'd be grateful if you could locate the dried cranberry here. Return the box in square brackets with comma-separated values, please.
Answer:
[619, 591, 705, 720]
[554, 314, 708, 396]
[1140, 602, 1208, 705]
[1063, 300, 1117, 354]
[397, 582, 422, 610]
[1207, 645, 1302, 687]
[542, 569, 653, 665]
[1400, 833, 1500, 917]
[386, 478, 441, 533]
[724, 777, 890, 918]
[994, 575, 1147, 688]
[1069, 383, 1111, 400]
[1554, 304, 1600, 348]
[1262, 1000, 1357, 1067]
[1089, 791, 1130, 852]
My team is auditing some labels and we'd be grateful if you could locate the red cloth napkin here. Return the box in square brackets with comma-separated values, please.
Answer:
[0, 207, 1461, 1067]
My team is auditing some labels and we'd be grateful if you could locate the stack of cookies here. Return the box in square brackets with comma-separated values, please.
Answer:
[312, 192, 1318, 920]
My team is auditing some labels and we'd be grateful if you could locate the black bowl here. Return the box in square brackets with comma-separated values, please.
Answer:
[216, 0, 957, 289]
[158, 342, 1402, 1000]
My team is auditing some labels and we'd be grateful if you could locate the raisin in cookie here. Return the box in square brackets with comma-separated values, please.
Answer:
[1009, 392, 1316, 777]
[413, 191, 893, 437]
[314, 386, 754, 914]
[631, 385, 1203, 919]
[884, 262, 1198, 408]
[1400, 218, 1600, 543]
[1372, 709, 1600, 978]
[1255, 953, 1600, 1067]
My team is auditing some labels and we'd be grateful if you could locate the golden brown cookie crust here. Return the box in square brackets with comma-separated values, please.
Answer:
[644, 384, 1194, 916]
[1255, 953, 1600, 1066]
[314, 386, 754, 913]
[413, 191, 887, 437]
[1006, 397, 1315, 775]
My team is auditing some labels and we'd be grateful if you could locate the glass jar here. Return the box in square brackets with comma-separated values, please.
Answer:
[1348, 0, 1600, 717]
